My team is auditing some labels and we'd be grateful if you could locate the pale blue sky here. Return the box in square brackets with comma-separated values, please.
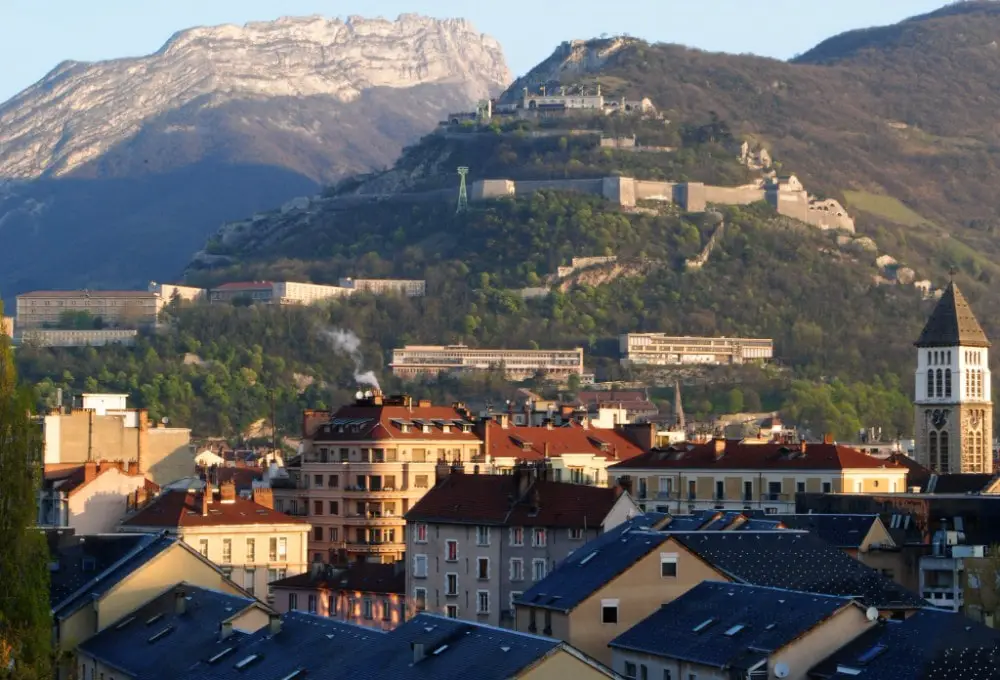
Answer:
[0, 0, 947, 103]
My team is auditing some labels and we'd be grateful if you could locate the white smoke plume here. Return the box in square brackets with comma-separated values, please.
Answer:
[320, 328, 381, 390]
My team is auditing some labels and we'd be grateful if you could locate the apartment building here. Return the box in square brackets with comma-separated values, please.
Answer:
[339, 277, 426, 297]
[619, 333, 774, 366]
[121, 483, 309, 599]
[208, 280, 357, 305]
[404, 471, 638, 628]
[390, 344, 585, 381]
[273, 393, 485, 565]
[17, 328, 139, 347]
[610, 438, 908, 514]
[38, 460, 157, 534]
[269, 560, 406, 630]
[15, 289, 166, 329]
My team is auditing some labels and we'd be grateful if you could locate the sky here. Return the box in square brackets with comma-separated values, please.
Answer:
[0, 0, 949, 103]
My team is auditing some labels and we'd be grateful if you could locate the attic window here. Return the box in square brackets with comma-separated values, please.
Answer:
[724, 624, 745, 636]
[432, 645, 449, 656]
[764, 623, 776, 630]
[145, 613, 164, 626]
[147, 626, 174, 643]
[234, 654, 261, 670]
[579, 551, 599, 566]
[692, 618, 715, 633]
[836, 667, 862, 676]
[857, 644, 888, 665]
[279, 671, 305, 680]
[208, 647, 236, 664]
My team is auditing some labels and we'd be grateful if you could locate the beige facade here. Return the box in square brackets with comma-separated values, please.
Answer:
[43, 408, 195, 486]
[148, 281, 206, 301]
[518, 647, 619, 680]
[271, 582, 406, 631]
[17, 328, 138, 347]
[619, 333, 774, 367]
[16, 290, 165, 329]
[38, 462, 150, 534]
[391, 344, 584, 380]
[339, 278, 426, 297]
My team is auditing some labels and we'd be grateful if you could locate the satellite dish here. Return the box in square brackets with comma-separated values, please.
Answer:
[355, 391, 364, 400]
[865, 606, 879, 622]
[774, 662, 790, 678]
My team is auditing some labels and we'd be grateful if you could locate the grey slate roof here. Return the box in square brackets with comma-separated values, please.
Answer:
[673, 531, 925, 609]
[78, 584, 255, 680]
[915, 281, 990, 347]
[809, 608, 1000, 679]
[48, 529, 175, 618]
[610, 581, 856, 670]
[182, 612, 385, 680]
[323, 613, 576, 680]
[769, 514, 883, 549]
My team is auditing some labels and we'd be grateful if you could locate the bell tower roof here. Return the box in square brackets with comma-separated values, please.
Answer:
[915, 281, 990, 348]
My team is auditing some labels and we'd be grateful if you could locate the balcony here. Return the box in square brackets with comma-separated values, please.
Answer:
[345, 540, 405, 555]
[342, 513, 405, 526]
[342, 486, 411, 498]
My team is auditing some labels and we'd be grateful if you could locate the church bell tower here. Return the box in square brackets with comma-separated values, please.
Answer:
[914, 282, 992, 474]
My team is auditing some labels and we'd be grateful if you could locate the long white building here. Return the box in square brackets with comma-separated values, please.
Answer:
[620, 334, 773, 366]
[390, 344, 584, 380]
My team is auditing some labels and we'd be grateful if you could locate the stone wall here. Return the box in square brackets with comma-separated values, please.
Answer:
[633, 180, 675, 203]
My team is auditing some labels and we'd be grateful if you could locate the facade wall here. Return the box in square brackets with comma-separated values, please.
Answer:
[612, 649, 727, 680]
[519, 649, 613, 680]
[338, 279, 427, 297]
[703, 184, 765, 206]
[620, 334, 774, 367]
[770, 605, 872, 679]
[471, 179, 516, 200]
[271, 585, 406, 631]
[16, 292, 164, 329]
[67, 468, 148, 534]
[391, 345, 584, 381]
[17, 328, 139, 347]
[632, 180, 675, 203]
[274, 281, 354, 305]
[1, 316, 12, 337]
[150, 283, 205, 301]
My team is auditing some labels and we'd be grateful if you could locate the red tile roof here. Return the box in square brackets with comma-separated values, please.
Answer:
[270, 562, 405, 596]
[485, 422, 644, 461]
[122, 489, 304, 528]
[311, 404, 481, 443]
[610, 440, 906, 472]
[212, 467, 264, 492]
[405, 473, 622, 528]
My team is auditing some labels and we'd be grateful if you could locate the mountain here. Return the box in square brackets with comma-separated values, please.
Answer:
[0, 14, 509, 298]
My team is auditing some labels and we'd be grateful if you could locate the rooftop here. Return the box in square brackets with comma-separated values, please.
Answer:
[611, 582, 858, 670]
[486, 421, 644, 461]
[915, 281, 990, 348]
[310, 402, 480, 443]
[611, 440, 905, 471]
[271, 561, 405, 596]
[122, 489, 304, 529]
[404, 473, 624, 529]
[17, 289, 159, 298]
[767, 514, 887, 549]
[43, 461, 155, 497]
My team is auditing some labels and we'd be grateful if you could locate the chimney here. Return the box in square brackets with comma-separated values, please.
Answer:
[545, 419, 554, 430]
[543, 442, 550, 458]
[499, 413, 510, 429]
[713, 439, 726, 458]
[174, 588, 187, 615]
[268, 613, 281, 636]
[201, 489, 210, 516]
[126, 460, 139, 475]
[253, 487, 274, 510]
[800, 439, 808, 454]
[220, 481, 237, 503]
[84, 461, 98, 484]
[823, 433, 834, 445]
[412, 642, 426, 664]
[220, 621, 234, 640]
[418, 399, 431, 408]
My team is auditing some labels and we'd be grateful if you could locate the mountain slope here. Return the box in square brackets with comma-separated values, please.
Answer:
[0, 14, 509, 297]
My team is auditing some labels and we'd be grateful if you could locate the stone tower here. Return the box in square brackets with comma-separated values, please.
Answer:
[913, 282, 993, 474]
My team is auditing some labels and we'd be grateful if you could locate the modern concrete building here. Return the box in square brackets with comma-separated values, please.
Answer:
[619, 333, 774, 367]
[148, 281, 206, 301]
[209, 280, 358, 305]
[121, 483, 310, 601]
[405, 471, 638, 628]
[338, 277, 426, 297]
[391, 344, 585, 381]
[15, 289, 166, 329]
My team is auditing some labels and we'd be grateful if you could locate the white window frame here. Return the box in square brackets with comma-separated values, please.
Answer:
[510, 558, 524, 582]
[445, 539, 459, 562]
[532, 527, 547, 547]
[477, 556, 490, 580]
[476, 526, 491, 546]
[198, 538, 209, 558]
[477, 590, 490, 614]
[510, 526, 524, 546]
[244, 568, 255, 594]
[445, 572, 459, 596]
[601, 598, 619, 624]
[509, 590, 522, 616]
[222, 538, 232, 564]
[413, 554, 428, 578]
[414, 523, 428, 543]
[277, 536, 288, 560]
[660, 552, 678, 578]
[246, 538, 255, 563]
[568, 528, 584, 540]
[532, 558, 547, 582]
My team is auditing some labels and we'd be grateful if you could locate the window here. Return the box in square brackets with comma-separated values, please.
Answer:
[532, 559, 547, 582]
[946, 369, 953, 398]
[476, 526, 491, 546]
[743, 480, 752, 501]
[477, 590, 490, 614]
[796, 481, 806, 493]
[601, 599, 619, 624]
[413, 554, 428, 578]
[244, 568, 255, 595]
[246, 538, 255, 563]
[687, 479, 696, 500]
[329, 474, 339, 488]
[328, 594, 336, 617]
[414, 587, 427, 611]
[313, 526, 323, 541]
[313, 474, 323, 487]
[532, 528, 547, 547]
[277, 537, 287, 560]
[660, 553, 678, 578]
[445, 573, 458, 596]
[640, 665, 648, 680]
[510, 558, 524, 581]
[269, 537, 278, 561]
[382, 598, 392, 621]
[664, 671, 672, 680]
[363, 599, 373, 620]
[767, 481, 781, 501]
[715, 480, 724, 500]
[414, 474, 429, 488]
[445, 540, 458, 562]
[219, 538, 231, 563]
[414, 523, 428, 543]
[446, 604, 458, 619]
[329, 527, 339, 542]
[477, 557, 489, 580]
[198, 539, 209, 558]
[289, 593, 299, 611]
[822, 482, 832, 493]
[329, 501, 339, 515]
[509, 591, 522, 617]
[510, 527, 524, 546]
[308, 594, 317, 614]
[623, 662, 638, 679]
[313, 500, 323, 516]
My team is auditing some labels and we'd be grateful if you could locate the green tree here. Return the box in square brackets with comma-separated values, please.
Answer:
[725, 388, 745, 414]
[0, 301, 52, 679]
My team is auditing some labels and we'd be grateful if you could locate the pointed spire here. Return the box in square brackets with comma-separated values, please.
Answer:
[674, 380, 686, 430]
[915, 281, 990, 348]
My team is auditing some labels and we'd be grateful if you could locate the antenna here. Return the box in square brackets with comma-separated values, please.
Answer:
[456, 166, 469, 213]
[774, 662, 790, 678]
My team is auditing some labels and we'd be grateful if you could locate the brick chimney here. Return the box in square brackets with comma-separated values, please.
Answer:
[253, 487, 274, 510]
[220, 481, 237, 503]
[543, 442, 550, 458]
[201, 489, 210, 516]
[713, 439, 726, 458]
[84, 461, 98, 484]
[823, 433, 834, 445]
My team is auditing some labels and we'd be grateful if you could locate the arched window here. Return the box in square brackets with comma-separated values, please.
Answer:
[936, 369, 943, 397]
[929, 431, 939, 470]
[940, 431, 950, 471]
[927, 371, 934, 399]
[945, 369, 952, 398]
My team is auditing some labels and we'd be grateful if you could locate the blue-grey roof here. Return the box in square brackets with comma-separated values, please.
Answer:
[809, 608, 1000, 679]
[78, 584, 255, 680]
[181, 612, 385, 680]
[49, 530, 176, 618]
[322, 613, 571, 680]
[673, 532, 925, 609]
[610, 581, 855, 669]
[769, 514, 882, 549]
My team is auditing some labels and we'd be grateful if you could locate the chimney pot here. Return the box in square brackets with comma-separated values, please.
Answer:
[175, 588, 187, 615]
[412, 642, 426, 664]
[220, 621, 233, 640]
[268, 613, 281, 636]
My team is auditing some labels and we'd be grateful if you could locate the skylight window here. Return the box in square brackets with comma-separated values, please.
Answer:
[208, 647, 236, 664]
[234, 654, 261, 670]
[115, 616, 136, 630]
[279, 671, 304, 680]
[579, 551, 599, 566]
[147, 626, 174, 643]
[145, 613, 164, 626]
[724, 624, 745, 636]
[432, 645, 449, 655]
[857, 644, 888, 665]
[764, 623, 776, 630]
[692, 618, 715, 633]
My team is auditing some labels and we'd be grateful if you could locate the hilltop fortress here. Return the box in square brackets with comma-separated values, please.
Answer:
[470, 173, 856, 233]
